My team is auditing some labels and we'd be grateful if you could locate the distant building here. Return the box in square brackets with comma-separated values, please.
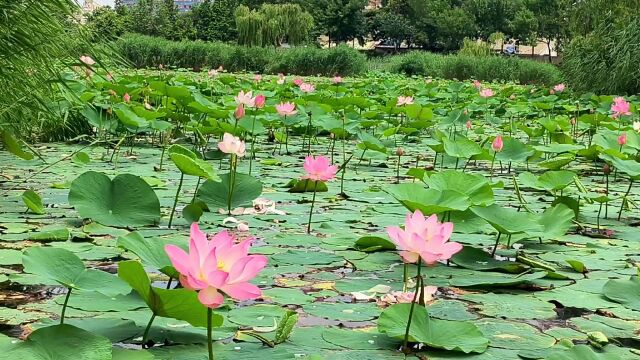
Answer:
[118, 0, 202, 11]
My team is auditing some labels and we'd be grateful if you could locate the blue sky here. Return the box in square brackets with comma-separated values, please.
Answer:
[93, 0, 115, 7]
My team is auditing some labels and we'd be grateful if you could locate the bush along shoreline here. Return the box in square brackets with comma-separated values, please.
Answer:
[116, 35, 563, 85]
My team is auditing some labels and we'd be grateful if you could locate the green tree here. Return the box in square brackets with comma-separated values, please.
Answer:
[85, 7, 126, 41]
[367, 9, 414, 50]
[463, 0, 526, 40]
[525, 0, 565, 61]
[313, 0, 367, 45]
[235, 3, 313, 46]
[192, 0, 239, 42]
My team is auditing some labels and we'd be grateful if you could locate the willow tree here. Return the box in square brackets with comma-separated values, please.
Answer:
[235, 3, 313, 47]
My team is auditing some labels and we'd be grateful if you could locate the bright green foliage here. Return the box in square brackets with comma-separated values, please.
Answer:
[192, 0, 239, 42]
[68, 171, 161, 227]
[235, 3, 314, 47]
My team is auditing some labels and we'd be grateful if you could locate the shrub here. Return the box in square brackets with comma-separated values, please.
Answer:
[380, 51, 562, 85]
[116, 35, 366, 76]
[458, 38, 494, 57]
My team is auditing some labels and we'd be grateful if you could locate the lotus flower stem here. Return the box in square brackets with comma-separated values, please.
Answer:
[491, 232, 502, 256]
[307, 180, 318, 234]
[141, 313, 156, 348]
[60, 288, 72, 324]
[249, 115, 257, 175]
[402, 263, 408, 292]
[401, 259, 422, 354]
[605, 173, 609, 218]
[168, 173, 184, 228]
[159, 145, 166, 171]
[617, 180, 634, 220]
[396, 155, 401, 183]
[192, 178, 201, 203]
[227, 155, 237, 214]
[490, 152, 497, 181]
[207, 308, 214, 360]
[597, 203, 602, 229]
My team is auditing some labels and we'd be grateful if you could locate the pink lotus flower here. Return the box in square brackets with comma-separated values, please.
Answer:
[276, 102, 297, 117]
[293, 78, 304, 86]
[218, 133, 246, 157]
[332, 76, 343, 84]
[234, 104, 245, 120]
[254, 74, 262, 82]
[299, 83, 315, 93]
[472, 80, 481, 88]
[387, 210, 462, 265]
[254, 94, 265, 109]
[554, 83, 565, 92]
[106, 72, 114, 81]
[492, 135, 504, 152]
[80, 55, 95, 66]
[302, 155, 338, 182]
[208, 69, 218, 77]
[479, 88, 494, 98]
[466, 120, 472, 130]
[234, 90, 255, 107]
[165, 223, 267, 308]
[618, 133, 627, 146]
[397, 96, 414, 106]
[277, 73, 286, 85]
[612, 97, 631, 118]
[123, 93, 131, 103]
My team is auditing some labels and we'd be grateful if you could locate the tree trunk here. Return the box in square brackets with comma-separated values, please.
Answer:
[547, 41, 552, 63]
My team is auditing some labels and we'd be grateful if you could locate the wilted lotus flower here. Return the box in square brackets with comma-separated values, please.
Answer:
[397, 96, 414, 106]
[480, 88, 494, 98]
[218, 133, 246, 157]
[80, 55, 95, 66]
[379, 287, 438, 305]
[276, 102, 297, 117]
[299, 83, 315, 93]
